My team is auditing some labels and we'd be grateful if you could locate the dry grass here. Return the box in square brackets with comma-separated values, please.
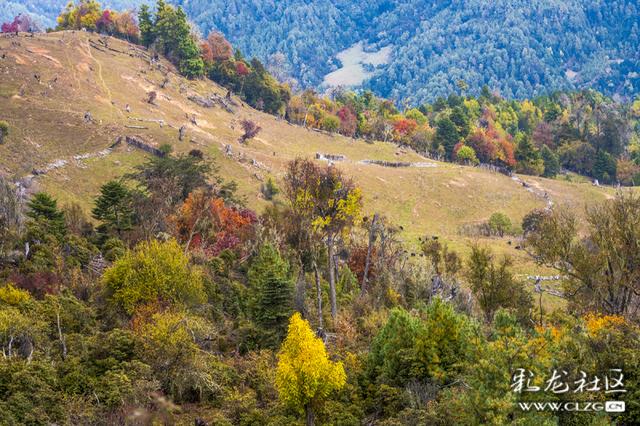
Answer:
[0, 31, 629, 289]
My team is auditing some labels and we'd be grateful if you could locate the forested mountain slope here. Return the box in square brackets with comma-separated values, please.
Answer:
[6, 0, 639, 104]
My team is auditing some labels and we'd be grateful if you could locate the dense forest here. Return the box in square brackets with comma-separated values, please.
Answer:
[1, 139, 639, 425]
[5, 0, 640, 104]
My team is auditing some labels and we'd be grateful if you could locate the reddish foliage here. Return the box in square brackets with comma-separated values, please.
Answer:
[532, 121, 554, 148]
[173, 192, 257, 258]
[1, 14, 39, 33]
[96, 10, 114, 33]
[336, 106, 357, 137]
[202, 31, 233, 64]
[466, 125, 516, 167]
[239, 119, 261, 143]
[235, 61, 250, 77]
[498, 137, 517, 167]
[452, 141, 465, 158]
[347, 245, 377, 284]
[393, 118, 417, 137]
[467, 129, 497, 163]
[9, 271, 60, 298]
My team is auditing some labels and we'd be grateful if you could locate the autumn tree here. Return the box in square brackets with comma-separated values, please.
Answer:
[132, 310, 218, 401]
[102, 239, 205, 315]
[128, 148, 214, 238]
[284, 159, 362, 320]
[455, 145, 479, 165]
[239, 119, 261, 144]
[467, 245, 532, 322]
[201, 31, 233, 64]
[171, 189, 256, 258]
[1, 14, 40, 33]
[526, 192, 640, 317]
[276, 313, 346, 426]
[56, 0, 102, 30]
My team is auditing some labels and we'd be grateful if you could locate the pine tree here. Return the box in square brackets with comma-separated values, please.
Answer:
[434, 117, 459, 160]
[26, 192, 66, 239]
[541, 145, 560, 177]
[138, 4, 154, 47]
[593, 150, 617, 184]
[248, 243, 293, 342]
[92, 180, 133, 236]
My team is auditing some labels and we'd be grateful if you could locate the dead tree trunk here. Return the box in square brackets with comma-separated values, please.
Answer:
[295, 266, 308, 318]
[314, 262, 323, 330]
[56, 309, 67, 359]
[327, 233, 337, 319]
[361, 213, 379, 296]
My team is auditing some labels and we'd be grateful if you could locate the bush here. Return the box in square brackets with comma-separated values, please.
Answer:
[488, 212, 512, 237]
[261, 177, 280, 200]
[455, 145, 479, 165]
[0, 121, 8, 144]
[102, 239, 205, 315]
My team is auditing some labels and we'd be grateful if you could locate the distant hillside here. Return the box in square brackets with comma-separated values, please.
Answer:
[0, 0, 148, 29]
[7, 1, 639, 104]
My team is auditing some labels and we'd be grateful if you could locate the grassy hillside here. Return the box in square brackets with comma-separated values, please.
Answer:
[0, 31, 622, 294]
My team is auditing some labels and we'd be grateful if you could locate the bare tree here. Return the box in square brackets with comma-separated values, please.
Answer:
[239, 119, 261, 144]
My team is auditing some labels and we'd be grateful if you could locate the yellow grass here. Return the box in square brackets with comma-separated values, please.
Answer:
[0, 31, 629, 294]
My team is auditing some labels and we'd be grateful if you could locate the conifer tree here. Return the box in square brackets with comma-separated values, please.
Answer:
[248, 243, 293, 342]
[92, 180, 133, 236]
[26, 192, 66, 239]
[434, 117, 459, 160]
[541, 145, 560, 177]
[138, 4, 154, 47]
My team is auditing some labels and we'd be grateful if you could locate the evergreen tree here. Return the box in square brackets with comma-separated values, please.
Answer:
[26, 192, 66, 239]
[92, 180, 133, 236]
[593, 150, 617, 183]
[434, 117, 459, 160]
[248, 243, 293, 343]
[138, 4, 154, 47]
[541, 145, 560, 178]
[153, 1, 204, 78]
[515, 134, 544, 175]
[450, 106, 470, 138]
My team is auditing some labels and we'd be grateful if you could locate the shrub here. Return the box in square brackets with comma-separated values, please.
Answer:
[102, 239, 205, 315]
[488, 212, 512, 237]
[0, 121, 8, 144]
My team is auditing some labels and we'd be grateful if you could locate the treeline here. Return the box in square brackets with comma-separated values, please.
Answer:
[286, 87, 640, 184]
[1, 141, 639, 423]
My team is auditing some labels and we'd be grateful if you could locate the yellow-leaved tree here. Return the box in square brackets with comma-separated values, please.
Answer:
[276, 313, 346, 426]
